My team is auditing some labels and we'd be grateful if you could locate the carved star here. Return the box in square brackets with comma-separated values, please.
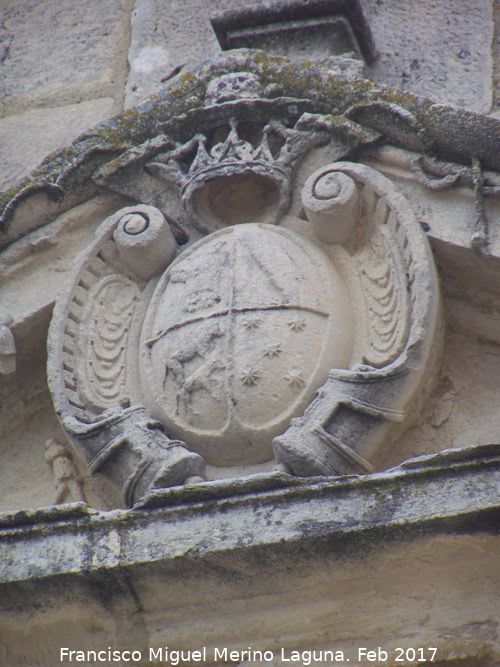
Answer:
[242, 316, 261, 330]
[240, 367, 261, 386]
[284, 368, 306, 389]
[287, 318, 306, 332]
[263, 342, 282, 358]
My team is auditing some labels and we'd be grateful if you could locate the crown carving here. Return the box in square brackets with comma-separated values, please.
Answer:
[146, 116, 329, 229]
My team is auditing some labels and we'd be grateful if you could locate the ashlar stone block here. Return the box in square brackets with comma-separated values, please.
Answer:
[0, 99, 115, 191]
[363, 0, 493, 113]
[0, 0, 133, 117]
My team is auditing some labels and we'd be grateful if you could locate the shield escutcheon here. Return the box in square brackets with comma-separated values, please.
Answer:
[141, 223, 353, 466]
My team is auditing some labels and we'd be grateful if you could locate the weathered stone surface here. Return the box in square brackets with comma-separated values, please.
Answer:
[124, 0, 222, 108]
[5, 48, 500, 256]
[0, 196, 129, 514]
[46, 150, 440, 495]
[4, 48, 500, 513]
[362, 146, 500, 259]
[142, 223, 353, 466]
[363, 0, 493, 113]
[2, 445, 499, 583]
[0, 196, 127, 326]
[0, 445, 499, 666]
[0, 49, 498, 515]
[380, 332, 500, 469]
[0, 305, 124, 514]
[0, 0, 133, 117]
[1, 7, 500, 666]
[0, 98, 115, 191]
[210, 0, 377, 64]
[126, 0, 345, 107]
[0, 316, 15, 375]
[125, 0, 176, 109]
[493, 0, 500, 111]
[124, 0, 493, 113]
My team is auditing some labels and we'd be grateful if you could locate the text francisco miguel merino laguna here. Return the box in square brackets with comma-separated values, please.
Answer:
[60, 646, 358, 664]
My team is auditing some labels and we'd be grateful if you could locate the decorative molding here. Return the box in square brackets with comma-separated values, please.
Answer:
[3, 51, 500, 252]
[274, 162, 441, 475]
[146, 113, 329, 232]
[47, 206, 205, 507]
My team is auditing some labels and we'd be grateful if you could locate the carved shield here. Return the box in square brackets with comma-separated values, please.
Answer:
[141, 223, 352, 466]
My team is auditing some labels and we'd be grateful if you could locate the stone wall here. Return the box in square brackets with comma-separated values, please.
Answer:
[1, 0, 500, 513]
[0, 0, 500, 503]
[1, 3, 500, 666]
[1, 0, 499, 192]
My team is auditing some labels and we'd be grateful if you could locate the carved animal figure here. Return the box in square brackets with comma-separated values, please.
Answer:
[164, 322, 225, 413]
[178, 354, 227, 418]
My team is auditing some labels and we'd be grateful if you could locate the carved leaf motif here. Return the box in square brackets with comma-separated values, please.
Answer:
[77, 274, 139, 412]
[357, 205, 410, 368]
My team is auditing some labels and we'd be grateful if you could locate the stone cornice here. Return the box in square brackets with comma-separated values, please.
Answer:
[1, 443, 499, 586]
[2, 49, 500, 250]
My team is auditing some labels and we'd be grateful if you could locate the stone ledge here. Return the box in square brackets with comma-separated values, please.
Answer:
[1, 443, 499, 586]
[1, 444, 499, 666]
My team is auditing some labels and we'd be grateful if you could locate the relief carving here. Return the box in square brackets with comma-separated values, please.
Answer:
[274, 161, 440, 476]
[141, 222, 352, 466]
[146, 108, 330, 232]
[76, 274, 139, 411]
[44, 438, 86, 504]
[47, 66, 442, 506]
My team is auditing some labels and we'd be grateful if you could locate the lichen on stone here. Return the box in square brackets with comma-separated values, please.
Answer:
[2, 48, 500, 248]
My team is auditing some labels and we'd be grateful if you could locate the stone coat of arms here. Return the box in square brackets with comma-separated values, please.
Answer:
[46, 56, 442, 506]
